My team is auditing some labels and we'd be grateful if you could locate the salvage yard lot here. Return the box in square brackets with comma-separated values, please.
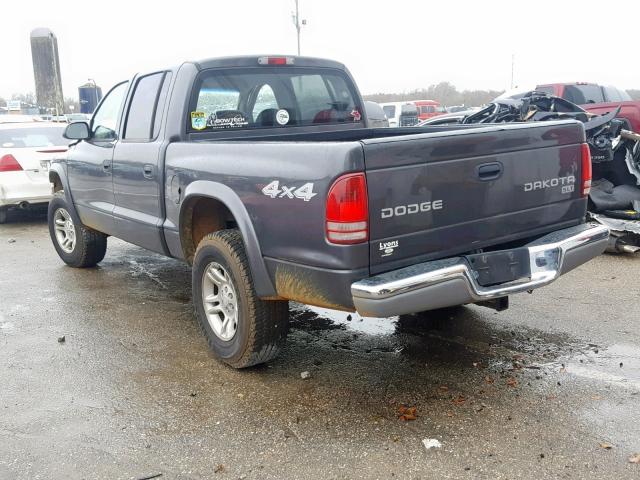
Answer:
[1, 214, 639, 479]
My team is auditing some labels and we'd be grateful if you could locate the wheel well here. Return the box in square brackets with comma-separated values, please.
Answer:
[50, 172, 63, 193]
[181, 196, 238, 263]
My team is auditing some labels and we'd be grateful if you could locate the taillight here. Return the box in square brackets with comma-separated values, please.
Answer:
[581, 143, 592, 196]
[325, 173, 368, 244]
[0, 154, 22, 172]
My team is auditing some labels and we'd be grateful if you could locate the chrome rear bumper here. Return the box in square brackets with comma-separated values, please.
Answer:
[351, 223, 609, 318]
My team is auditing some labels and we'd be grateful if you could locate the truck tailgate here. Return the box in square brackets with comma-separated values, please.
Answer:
[364, 121, 588, 273]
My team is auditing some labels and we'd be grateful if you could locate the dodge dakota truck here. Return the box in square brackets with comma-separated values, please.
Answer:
[48, 55, 609, 368]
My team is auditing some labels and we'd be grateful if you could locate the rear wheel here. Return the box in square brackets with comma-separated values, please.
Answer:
[48, 193, 107, 268]
[0, 208, 7, 224]
[192, 229, 289, 368]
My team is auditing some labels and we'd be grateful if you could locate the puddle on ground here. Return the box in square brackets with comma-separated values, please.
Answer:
[290, 302, 640, 391]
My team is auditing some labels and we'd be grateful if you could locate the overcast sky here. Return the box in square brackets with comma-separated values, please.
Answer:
[2, 0, 639, 99]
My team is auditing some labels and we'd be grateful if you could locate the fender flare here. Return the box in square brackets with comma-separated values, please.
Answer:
[48, 163, 81, 220]
[179, 180, 277, 298]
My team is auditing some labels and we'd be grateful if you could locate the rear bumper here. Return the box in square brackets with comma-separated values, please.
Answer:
[351, 223, 609, 317]
[0, 171, 53, 208]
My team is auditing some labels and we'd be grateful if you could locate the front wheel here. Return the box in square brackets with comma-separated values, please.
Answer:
[48, 193, 107, 268]
[192, 229, 289, 368]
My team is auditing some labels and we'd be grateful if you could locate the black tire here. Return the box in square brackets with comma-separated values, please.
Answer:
[0, 208, 7, 224]
[48, 192, 107, 268]
[192, 229, 289, 368]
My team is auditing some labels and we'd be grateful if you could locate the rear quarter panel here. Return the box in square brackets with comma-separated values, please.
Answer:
[164, 141, 368, 270]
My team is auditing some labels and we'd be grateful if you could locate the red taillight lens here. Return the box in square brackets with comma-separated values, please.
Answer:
[0, 154, 22, 172]
[581, 143, 592, 196]
[326, 173, 368, 244]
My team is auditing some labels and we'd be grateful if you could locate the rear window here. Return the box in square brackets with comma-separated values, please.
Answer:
[0, 126, 67, 148]
[562, 85, 604, 104]
[419, 105, 436, 114]
[382, 105, 396, 118]
[189, 67, 363, 131]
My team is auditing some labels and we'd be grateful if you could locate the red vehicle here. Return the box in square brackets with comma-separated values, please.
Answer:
[414, 100, 444, 121]
[536, 82, 640, 132]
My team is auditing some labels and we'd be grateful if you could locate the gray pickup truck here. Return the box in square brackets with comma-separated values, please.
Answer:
[48, 55, 608, 368]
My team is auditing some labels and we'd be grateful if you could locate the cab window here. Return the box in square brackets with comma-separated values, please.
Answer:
[91, 81, 129, 140]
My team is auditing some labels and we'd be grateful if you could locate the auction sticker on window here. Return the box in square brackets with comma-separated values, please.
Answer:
[191, 111, 206, 130]
[275, 109, 290, 125]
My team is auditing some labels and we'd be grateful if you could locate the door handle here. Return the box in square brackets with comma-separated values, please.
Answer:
[477, 162, 503, 181]
[143, 164, 154, 179]
[102, 159, 111, 171]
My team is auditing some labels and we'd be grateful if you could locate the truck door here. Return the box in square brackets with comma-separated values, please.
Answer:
[66, 81, 129, 235]
[111, 71, 172, 253]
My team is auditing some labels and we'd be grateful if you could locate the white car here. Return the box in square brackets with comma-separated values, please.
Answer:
[0, 121, 69, 223]
[379, 101, 419, 127]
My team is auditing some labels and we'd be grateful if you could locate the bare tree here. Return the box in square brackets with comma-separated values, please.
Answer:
[10, 92, 37, 106]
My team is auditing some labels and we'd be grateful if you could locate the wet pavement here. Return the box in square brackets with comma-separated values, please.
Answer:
[1, 212, 639, 479]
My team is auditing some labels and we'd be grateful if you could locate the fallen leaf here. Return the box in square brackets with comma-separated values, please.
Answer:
[446, 411, 454, 417]
[398, 405, 417, 421]
[506, 377, 518, 387]
[452, 395, 466, 406]
[485, 376, 494, 384]
[439, 385, 449, 392]
[546, 395, 557, 400]
[214, 464, 225, 473]
[559, 367, 566, 374]
[629, 453, 640, 464]
[591, 395, 602, 401]
[599, 442, 614, 450]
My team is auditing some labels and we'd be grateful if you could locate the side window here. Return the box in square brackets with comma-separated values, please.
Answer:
[92, 82, 129, 140]
[535, 85, 555, 95]
[292, 74, 332, 121]
[252, 84, 279, 121]
[604, 86, 622, 103]
[195, 79, 241, 119]
[123, 72, 165, 140]
[152, 72, 172, 138]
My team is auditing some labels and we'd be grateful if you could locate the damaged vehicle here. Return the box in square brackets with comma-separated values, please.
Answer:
[417, 92, 640, 253]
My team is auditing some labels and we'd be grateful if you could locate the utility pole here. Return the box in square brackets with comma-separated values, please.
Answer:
[510, 54, 515, 89]
[292, 0, 306, 56]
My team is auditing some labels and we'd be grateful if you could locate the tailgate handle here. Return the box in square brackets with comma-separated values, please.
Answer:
[477, 162, 503, 181]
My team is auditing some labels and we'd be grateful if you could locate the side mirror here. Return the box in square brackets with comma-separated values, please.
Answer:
[63, 121, 90, 140]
